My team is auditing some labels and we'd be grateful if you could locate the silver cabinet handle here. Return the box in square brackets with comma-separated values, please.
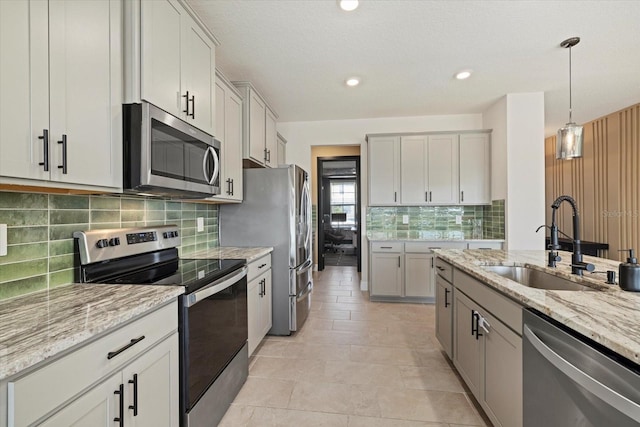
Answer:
[524, 325, 640, 420]
[479, 316, 491, 335]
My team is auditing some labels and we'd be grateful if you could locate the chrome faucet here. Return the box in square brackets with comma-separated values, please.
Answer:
[550, 195, 594, 276]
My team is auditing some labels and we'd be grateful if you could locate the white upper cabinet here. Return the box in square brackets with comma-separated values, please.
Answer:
[211, 70, 243, 202]
[428, 134, 459, 204]
[368, 136, 401, 206]
[368, 131, 490, 206]
[138, 0, 217, 135]
[277, 133, 287, 166]
[0, 0, 122, 190]
[234, 82, 279, 168]
[459, 133, 491, 204]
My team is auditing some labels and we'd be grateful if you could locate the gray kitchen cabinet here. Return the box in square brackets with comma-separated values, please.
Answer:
[367, 136, 401, 206]
[435, 274, 454, 358]
[211, 70, 243, 202]
[441, 263, 522, 427]
[453, 290, 482, 397]
[404, 253, 433, 297]
[7, 302, 179, 427]
[400, 134, 459, 205]
[459, 133, 491, 205]
[247, 254, 273, 355]
[138, 0, 217, 135]
[233, 82, 279, 167]
[0, 0, 122, 191]
[370, 252, 403, 297]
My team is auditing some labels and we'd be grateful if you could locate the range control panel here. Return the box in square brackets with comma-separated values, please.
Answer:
[73, 225, 181, 265]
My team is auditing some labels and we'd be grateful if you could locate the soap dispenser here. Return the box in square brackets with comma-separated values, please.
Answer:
[618, 249, 640, 292]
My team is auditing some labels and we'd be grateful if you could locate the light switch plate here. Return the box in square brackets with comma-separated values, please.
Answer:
[0, 224, 7, 256]
[402, 215, 409, 224]
[455, 215, 462, 225]
[196, 217, 205, 232]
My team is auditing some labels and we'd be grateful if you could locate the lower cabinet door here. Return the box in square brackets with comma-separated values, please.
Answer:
[123, 333, 179, 427]
[40, 373, 122, 427]
[259, 271, 273, 338]
[371, 253, 403, 296]
[453, 291, 482, 398]
[404, 253, 433, 297]
[482, 311, 522, 427]
[435, 276, 453, 358]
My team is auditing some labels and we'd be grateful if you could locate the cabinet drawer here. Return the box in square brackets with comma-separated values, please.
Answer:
[467, 242, 503, 250]
[405, 241, 466, 253]
[371, 242, 403, 252]
[454, 269, 522, 333]
[8, 301, 178, 426]
[435, 258, 453, 283]
[248, 254, 271, 281]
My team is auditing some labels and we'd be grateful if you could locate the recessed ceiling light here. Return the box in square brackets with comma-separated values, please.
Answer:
[455, 70, 473, 80]
[345, 77, 360, 87]
[339, 0, 359, 12]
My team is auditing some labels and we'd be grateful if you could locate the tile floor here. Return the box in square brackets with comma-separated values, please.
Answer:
[220, 266, 490, 427]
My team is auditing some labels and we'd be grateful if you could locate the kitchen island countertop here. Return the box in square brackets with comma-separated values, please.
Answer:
[0, 284, 184, 381]
[435, 249, 640, 364]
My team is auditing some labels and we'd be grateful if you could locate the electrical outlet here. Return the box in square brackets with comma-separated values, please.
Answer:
[402, 215, 409, 224]
[0, 224, 6, 256]
[197, 217, 205, 232]
[455, 215, 462, 225]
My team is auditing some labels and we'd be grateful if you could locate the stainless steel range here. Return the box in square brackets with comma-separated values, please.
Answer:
[74, 225, 248, 427]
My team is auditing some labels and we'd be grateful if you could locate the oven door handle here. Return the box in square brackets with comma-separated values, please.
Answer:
[184, 266, 247, 307]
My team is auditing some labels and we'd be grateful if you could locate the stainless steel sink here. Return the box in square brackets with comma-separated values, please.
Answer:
[481, 265, 598, 291]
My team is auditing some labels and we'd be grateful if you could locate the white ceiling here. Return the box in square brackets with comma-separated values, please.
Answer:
[188, 0, 640, 137]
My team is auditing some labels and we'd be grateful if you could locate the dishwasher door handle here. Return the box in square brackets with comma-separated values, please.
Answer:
[524, 325, 640, 421]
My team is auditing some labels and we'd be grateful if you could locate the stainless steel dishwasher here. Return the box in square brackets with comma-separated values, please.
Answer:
[523, 308, 640, 426]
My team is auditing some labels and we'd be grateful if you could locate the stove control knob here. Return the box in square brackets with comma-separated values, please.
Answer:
[108, 237, 120, 246]
[96, 239, 109, 248]
[163, 232, 169, 239]
[174, 231, 179, 237]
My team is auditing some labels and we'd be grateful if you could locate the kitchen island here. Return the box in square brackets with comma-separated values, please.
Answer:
[435, 249, 640, 363]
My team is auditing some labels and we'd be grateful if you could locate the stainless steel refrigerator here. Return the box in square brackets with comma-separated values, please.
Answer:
[220, 165, 313, 335]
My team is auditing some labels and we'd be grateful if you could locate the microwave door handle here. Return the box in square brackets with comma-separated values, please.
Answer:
[202, 146, 219, 185]
[209, 146, 219, 185]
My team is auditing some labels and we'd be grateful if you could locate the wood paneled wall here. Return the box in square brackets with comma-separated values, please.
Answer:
[545, 103, 640, 260]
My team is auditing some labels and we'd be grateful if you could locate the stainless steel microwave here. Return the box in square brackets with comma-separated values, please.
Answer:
[123, 102, 220, 198]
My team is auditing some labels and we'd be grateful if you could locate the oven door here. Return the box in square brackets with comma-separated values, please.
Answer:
[179, 266, 247, 417]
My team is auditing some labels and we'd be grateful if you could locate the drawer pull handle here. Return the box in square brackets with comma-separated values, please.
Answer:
[107, 336, 145, 360]
[436, 266, 445, 271]
[128, 373, 138, 416]
[380, 246, 393, 249]
[114, 383, 124, 426]
[259, 263, 267, 269]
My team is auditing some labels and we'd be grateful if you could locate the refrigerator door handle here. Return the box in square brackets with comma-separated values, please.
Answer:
[295, 259, 313, 274]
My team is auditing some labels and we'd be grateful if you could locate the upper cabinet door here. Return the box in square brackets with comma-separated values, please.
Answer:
[141, 0, 183, 118]
[48, 0, 122, 188]
[0, 0, 49, 181]
[183, 16, 215, 135]
[225, 89, 243, 200]
[460, 133, 491, 204]
[265, 108, 278, 168]
[428, 134, 459, 204]
[248, 90, 266, 164]
[368, 136, 401, 206]
[400, 135, 428, 204]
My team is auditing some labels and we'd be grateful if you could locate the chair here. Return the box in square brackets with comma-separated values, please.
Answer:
[323, 214, 345, 253]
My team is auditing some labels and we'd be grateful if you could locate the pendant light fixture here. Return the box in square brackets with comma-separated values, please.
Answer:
[556, 37, 583, 160]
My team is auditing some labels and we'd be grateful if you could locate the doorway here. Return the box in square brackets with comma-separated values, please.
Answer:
[317, 156, 361, 271]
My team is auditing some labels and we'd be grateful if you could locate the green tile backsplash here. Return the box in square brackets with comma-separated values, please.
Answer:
[366, 199, 505, 240]
[0, 191, 219, 301]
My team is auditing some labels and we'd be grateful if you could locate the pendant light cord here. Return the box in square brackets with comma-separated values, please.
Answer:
[569, 45, 573, 123]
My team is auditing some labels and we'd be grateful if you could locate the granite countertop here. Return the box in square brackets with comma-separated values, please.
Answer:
[367, 231, 504, 243]
[0, 284, 184, 381]
[434, 249, 640, 363]
[189, 246, 273, 262]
